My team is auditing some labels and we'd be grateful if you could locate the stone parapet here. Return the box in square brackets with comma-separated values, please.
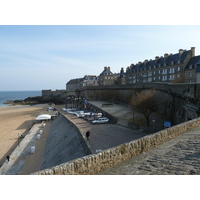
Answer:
[32, 117, 200, 175]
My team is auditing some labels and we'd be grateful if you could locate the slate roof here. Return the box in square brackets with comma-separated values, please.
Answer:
[128, 49, 191, 73]
[185, 55, 200, 72]
[100, 67, 113, 75]
[66, 78, 84, 85]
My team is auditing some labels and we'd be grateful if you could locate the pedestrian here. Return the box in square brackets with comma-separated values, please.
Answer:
[86, 131, 90, 140]
[6, 155, 10, 162]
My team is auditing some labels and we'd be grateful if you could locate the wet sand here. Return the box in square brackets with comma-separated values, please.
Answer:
[0, 104, 47, 166]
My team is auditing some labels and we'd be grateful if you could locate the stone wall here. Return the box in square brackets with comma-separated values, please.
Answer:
[33, 117, 200, 175]
[81, 83, 200, 100]
[39, 114, 91, 171]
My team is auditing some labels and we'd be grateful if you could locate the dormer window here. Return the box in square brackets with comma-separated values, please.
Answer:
[178, 60, 181, 64]
[189, 65, 193, 69]
[171, 61, 174, 65]
[164, 63, 166, 66]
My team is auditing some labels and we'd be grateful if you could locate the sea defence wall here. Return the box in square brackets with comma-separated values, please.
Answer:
[39, 114, 91, 171]
[33, 117, 200, 175]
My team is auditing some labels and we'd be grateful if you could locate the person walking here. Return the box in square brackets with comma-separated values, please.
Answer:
[6, 155, 10, 162]
[86, 131, 90, 140]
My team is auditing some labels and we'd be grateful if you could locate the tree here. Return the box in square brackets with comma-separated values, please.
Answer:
[130, 89, 165, 126]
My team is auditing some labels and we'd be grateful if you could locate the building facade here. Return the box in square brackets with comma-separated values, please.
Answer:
[66, 47, 200, 93]
[66, 78, 84, 92]
[126, 47, 196, 84]
[82, 75, 99, 87]
[98, 66, 118, 86]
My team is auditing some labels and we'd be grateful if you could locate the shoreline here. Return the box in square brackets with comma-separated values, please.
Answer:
[0, 104, 47, 167]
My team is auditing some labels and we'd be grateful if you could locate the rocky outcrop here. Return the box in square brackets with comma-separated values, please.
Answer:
[4, 96, 66, 105]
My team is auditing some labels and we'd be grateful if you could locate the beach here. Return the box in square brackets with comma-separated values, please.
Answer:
[0, 104, 47, 166]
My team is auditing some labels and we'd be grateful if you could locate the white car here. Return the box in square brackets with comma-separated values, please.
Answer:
[92, 117, 109, 124]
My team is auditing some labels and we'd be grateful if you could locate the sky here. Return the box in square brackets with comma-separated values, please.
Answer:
[1, 25, 200, 91]
[1, 1, 200, 91]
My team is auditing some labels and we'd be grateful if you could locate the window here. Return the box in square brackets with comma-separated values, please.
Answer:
[148, 72, 152, 76]
[169, 75, 174, 80]
[169, 68, 174, 74]
[189, 72, 193, 77]
[162, 75, 167, 81]
[177, 66, 181, 71]
[162, 69, 167, 74]
[143, 73, 147, 77]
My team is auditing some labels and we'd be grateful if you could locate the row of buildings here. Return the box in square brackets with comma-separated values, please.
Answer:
[66, 47, 200, 92]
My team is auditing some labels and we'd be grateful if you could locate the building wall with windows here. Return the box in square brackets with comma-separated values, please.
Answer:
[126, 47, 195, 84]
[98, 66, 118, 86]
[82, 75, 99, 87]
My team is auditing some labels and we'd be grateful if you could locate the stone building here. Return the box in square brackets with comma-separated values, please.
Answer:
[126, 47, 196, 84]
[98, 66, 118, 86]
[82, 75, 99, 87]
[184, 55, 200, 83]
[66, 78, 84, 92]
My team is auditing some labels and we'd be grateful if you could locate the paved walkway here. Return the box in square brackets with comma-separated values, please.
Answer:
[98, 126, 200, 175]
[0, 122, 49, 175]
[60, 111, 146, 154]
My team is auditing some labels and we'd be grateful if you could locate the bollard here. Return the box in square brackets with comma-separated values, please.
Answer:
[31, 146, 35, 154]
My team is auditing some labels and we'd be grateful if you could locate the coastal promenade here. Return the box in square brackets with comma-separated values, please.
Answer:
[1, 101, 200, 175]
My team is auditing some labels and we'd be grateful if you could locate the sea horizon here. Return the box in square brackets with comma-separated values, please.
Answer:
[0, 90, 41, 107]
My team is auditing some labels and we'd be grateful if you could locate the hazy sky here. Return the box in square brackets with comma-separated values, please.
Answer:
[1, 25, 200, 91]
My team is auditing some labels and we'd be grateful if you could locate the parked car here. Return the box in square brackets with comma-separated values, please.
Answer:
[47, 107, 53, 111]
[92, 117, 109, 124]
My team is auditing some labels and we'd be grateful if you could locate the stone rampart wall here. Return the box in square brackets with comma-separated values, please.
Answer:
[81, 83, 200, 100]
[33, 117, 200, 175]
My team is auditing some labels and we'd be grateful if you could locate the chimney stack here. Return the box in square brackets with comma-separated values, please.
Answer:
[191, 47, 195, 57]
[179, 49, 185, 57]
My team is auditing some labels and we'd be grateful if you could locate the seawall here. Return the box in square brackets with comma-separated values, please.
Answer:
[40, 114, 91, 171]
[33, 117, 200, 175]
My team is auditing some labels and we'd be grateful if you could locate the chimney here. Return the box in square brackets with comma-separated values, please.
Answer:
[164, 53, 169, 59]
[138, 61, 142, 65]
[104, 66, 107, 70]
[144, 59, 148, 65]
[179, 49, 185, 57]
[108, 66, 110, 71]
[155, 56, 160, 63]
[191, 47, 195, 57]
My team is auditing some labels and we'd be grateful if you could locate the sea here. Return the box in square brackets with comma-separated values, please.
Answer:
[0, 91, 41, 107]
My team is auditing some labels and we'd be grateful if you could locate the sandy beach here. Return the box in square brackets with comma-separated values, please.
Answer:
[0, 104, 47, 166]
